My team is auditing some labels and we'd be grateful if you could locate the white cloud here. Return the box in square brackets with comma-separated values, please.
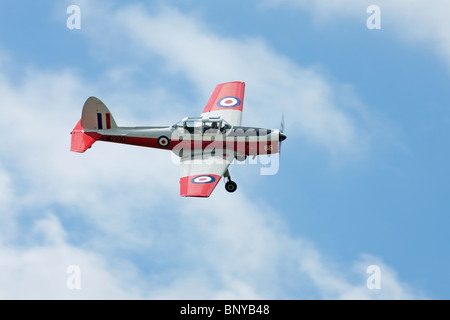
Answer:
[299, 249, 424, 299]
[0, 214, 142, 299]
[0, 164, 16, 240]
[268, 0, 450, 69]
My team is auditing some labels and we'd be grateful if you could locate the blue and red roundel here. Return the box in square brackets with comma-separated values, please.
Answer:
[157, 136, 170, 147]
[191, 175, 216, 184]
[180, 174, 222, 197]
[217, 96, 241, 108]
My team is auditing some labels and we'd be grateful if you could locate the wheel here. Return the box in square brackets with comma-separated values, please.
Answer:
[225, 181, 237, 193]
[236, 154, 247, 162]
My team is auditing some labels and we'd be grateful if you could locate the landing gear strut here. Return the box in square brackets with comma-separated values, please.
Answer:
[224, 170, 237, 193]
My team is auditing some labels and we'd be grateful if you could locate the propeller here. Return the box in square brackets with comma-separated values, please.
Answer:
[279, 114, 286, 141]
[279, 114, 286, 151]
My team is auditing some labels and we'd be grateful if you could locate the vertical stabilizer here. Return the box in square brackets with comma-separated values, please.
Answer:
[81, 96, 117, 130]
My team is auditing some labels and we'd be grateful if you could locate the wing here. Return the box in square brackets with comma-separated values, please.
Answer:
[179, 155, 232, 197]
[201, 81, 245, 127]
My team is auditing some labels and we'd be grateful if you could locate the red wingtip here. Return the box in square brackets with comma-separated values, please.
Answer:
[179, 174, 222, 197]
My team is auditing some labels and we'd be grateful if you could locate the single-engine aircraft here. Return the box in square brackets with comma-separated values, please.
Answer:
[70, 81, 286, 197]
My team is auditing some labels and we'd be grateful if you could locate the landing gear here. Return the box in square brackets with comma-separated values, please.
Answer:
[224, 169, 237, 193]
[225, 181, 237, 193]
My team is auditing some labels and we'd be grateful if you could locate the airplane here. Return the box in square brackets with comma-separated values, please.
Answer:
[70, 81, 286, 197]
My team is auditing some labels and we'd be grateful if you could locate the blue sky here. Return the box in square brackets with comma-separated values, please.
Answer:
[0, 0, 449, 299]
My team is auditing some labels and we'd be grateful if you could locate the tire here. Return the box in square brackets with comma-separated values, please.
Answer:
[225, 181, 237, 193]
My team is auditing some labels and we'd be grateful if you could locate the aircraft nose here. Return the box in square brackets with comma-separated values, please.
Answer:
[279, 132, 287, 142]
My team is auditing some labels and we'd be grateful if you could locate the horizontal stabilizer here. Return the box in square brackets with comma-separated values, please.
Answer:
[70, 120, 101, 153]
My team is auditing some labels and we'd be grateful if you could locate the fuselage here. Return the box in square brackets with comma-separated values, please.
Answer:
[87, 124, 285, 158]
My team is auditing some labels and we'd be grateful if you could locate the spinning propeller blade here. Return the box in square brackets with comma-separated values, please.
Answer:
[279, 114, 286, 152]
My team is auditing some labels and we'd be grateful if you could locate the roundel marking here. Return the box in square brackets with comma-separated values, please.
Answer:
[157, 135, 170, 147]
[191, 175, 216, 184]
[217, 96, 241, 108]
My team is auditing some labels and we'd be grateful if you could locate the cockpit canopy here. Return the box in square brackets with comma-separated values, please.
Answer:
[173, 116, 232, 133]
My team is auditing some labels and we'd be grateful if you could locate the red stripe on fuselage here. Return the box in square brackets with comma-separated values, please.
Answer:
[97, 135, 279, 154]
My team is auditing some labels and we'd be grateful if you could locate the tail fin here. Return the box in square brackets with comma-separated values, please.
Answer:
[70, 97, 117, 153]
[81, 96, 117, 130]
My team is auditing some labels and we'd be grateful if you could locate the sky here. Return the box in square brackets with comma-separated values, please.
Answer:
[0, 0, 449, 299]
